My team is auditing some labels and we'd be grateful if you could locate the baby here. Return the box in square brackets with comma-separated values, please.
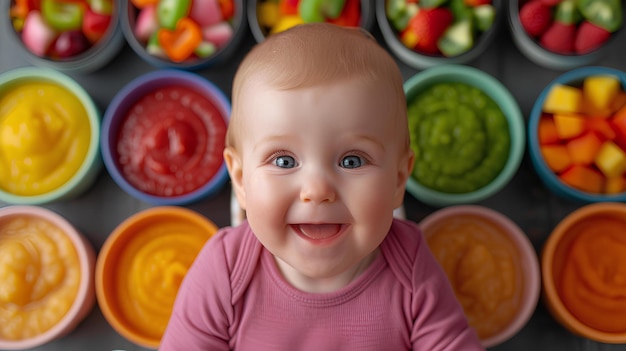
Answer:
[160, 23, 483, 350]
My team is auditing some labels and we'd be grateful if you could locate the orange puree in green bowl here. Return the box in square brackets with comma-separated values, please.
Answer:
[96, 206, 218, 348]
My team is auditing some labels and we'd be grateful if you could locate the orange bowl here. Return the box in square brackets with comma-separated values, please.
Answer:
[542, 202, 626, 343]
[95, 206, 218, 349]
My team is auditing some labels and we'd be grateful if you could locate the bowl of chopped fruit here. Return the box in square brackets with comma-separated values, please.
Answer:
[377, 0, 502, 69]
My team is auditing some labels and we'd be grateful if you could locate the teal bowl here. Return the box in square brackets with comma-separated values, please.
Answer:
[404, 65, 525, 207]
[0, 68, 102, 204]
[528, 66, 626, 203]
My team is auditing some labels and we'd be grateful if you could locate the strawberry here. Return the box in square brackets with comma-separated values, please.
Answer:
[540, 21, 576, 54]
[519, 0, 552, 37]
[538, 0, 562, 6]
[406, 7, 453, 54]
[575, 20, 612, 54]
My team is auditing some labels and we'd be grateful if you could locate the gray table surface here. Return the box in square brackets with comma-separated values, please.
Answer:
[3, 7, 626, 351]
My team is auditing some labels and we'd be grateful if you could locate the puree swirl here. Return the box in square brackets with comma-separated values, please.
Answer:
[408, 83, 510, 193]
[115, 220, 213, 340]
[0, 82, 91, 196]
[559, 216, 626, 333]
[0, 215, 80, 340]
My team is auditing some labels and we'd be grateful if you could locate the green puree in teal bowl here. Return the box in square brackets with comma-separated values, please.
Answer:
[408, 82, 510, 193]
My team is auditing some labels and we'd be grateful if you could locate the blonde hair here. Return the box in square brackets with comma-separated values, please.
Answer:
[227, 23, 408, 150]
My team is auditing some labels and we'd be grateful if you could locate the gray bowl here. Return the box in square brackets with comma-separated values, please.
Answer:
[377, 0, 502, 69]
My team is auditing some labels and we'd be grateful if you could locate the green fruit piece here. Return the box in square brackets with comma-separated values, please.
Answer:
[194, 42, 216, 58]
[386, 0, 419, 31]
[419, 0, 448, 9]
[449, 0, 472, 22]
[577, 0, 622, 32]
[438, 19, 474, 57]
[473, 4, 495, 32]
[41, 0, 84, 31]
[299, 0, 346, 22]
[555, 0, 582, 25]
[157, 0, 192, 30]
[147, 32, 166, 57]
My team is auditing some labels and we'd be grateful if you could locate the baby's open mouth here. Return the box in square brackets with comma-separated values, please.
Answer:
[294, 224, 343, 240]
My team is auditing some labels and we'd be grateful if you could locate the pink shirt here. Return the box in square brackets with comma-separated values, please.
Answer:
[160, 219, 484, 351]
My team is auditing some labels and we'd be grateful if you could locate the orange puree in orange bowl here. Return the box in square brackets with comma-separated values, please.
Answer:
[419, 205, 540, 348]
[542, 202, 626, 343]
[95, 206, 218, 349]
[0, 205, 95, 350]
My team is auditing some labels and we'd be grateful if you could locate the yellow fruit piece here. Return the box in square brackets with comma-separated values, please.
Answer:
[543, 84, 583, 114]
[583, 75, 621, 118]
[553, 113, 586, 139]
[401, 30, 418, 49]
[270, 15, 304, 34]
[595, 141, 626, 178]
[258, 2, 281, 28]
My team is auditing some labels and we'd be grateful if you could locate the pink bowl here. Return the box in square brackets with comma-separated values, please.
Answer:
[0, 205, 96, 349]
[419, 205, 540, 348]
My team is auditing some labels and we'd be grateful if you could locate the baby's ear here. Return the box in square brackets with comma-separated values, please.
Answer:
[224, 147, 246, 210]
[394, 150, 415, 208]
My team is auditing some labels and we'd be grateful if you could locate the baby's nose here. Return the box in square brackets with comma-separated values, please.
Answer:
[299, 172, 336, 204]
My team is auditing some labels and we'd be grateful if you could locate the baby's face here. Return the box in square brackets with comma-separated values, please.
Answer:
[227, 76, 412, 290]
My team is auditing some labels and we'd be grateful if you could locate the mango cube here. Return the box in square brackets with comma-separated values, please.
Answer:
[543, 84, 583, 114]
[583, 75, 621, 117]
[595, 141, 626, 178]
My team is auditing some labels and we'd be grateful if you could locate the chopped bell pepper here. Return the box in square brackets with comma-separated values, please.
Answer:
[158, 17, 202, 62]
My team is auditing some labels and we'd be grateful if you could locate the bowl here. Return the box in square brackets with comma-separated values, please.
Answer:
[248, 0, 375, 43]
[404, 64, 525, 207]
[542, 202, 626, 343]
[508, 0, 623, 70]
[528, 66, 626, 203]
[377, 0, 502, 69]
[121, 0, 246, 70]
[0, 205, 96, 350]
[95, 206, 219, 348]
[4, 0, 124, 73]
[0, 67, 102, 205]
[419, 205, 540, 348]
[101, 69, 230, 206]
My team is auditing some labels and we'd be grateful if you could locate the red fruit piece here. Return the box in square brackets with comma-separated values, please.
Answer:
[575, 20, 612, 54]
[52, 30, 90, 58]
[519, 0, 552, 37]
[83, 7, 112, 43]
[463, 0, 491, 6]
[406, 7, 453, 54]
[540, 21, 576, 54]
[539, 0, 562, 6]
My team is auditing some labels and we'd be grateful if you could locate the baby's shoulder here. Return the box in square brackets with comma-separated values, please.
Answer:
[200, 222, 263, 292]
[381, 218, 434, 290]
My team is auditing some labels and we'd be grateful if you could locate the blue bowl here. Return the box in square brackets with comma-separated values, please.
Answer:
[101, 70, 230, 205]
[528, 66, 626, 203]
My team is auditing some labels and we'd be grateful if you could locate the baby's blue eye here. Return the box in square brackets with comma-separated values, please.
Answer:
[341, 155, 363, 169]
[275, 155, 297, 168]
